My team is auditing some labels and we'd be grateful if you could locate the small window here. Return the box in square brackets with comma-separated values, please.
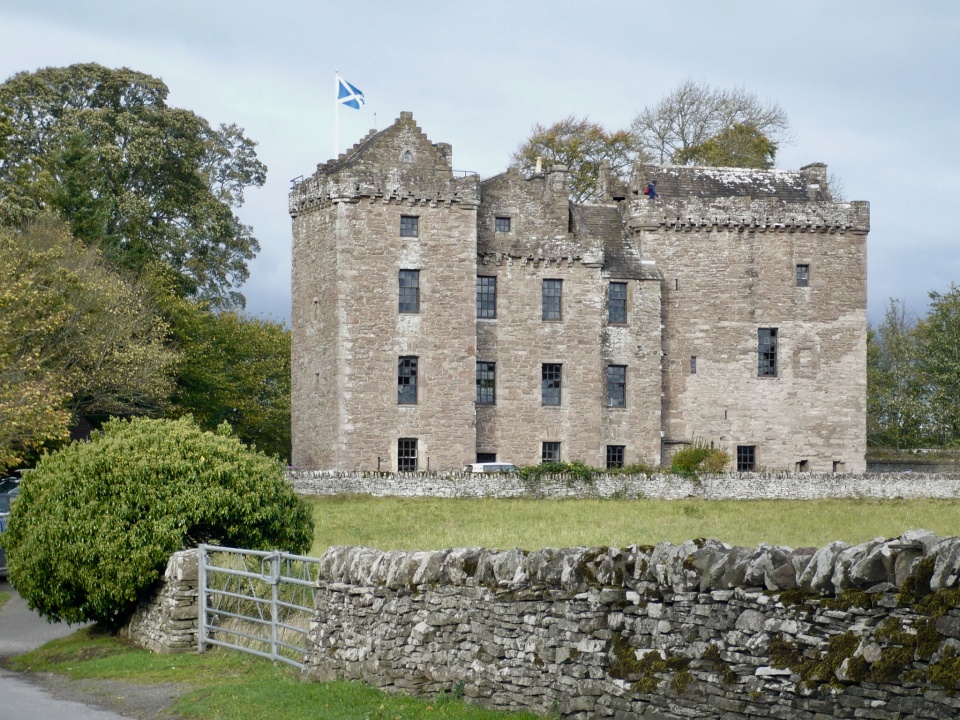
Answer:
[758, 328, 778, 377]
[400, 215, 419, 237]
[477, 276, 496, 319]
[690, 356, 697, 375]
[399, 270, 419, 313]
[606, 445, 625, 469]
[398, 356, 418, 404]
[796, 459, 809, 472]
[608, 282, 627, 324]
[398, 438, 418, 472]
[476, 362, 496, 405]
[542, 442, 561, 463]
[542, 279, 562, 321]
[737, 445, 756, 472]
[796, 264, 809, 287]
[495, 216, 511, 233]
[541, 363, 562, 406]
[833, 461, 846, 473]
[402, 150, 412, 163]
[606, 365, 626, 408]
[477, 452, 497, 463]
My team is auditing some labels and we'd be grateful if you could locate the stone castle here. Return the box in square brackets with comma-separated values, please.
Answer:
[289, 112, 868, 473]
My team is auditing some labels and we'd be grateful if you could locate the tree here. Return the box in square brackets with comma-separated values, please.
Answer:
[867, 300, 927, 449]
[0, 63, 267, 309]
[916, 285, 960, 445]
[631, 79, 791, 165]
[672, 122, 778, 169]
[166, 298, 292, 461]
[510, 116, 641, 203]
[4, 416, 314, 625]
[0, 217, 175, 471]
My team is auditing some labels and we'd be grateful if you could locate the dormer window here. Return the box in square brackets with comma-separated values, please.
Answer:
[402, 150, 412, 163]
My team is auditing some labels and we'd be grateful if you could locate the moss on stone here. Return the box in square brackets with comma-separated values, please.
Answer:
[928, 645, 960, 693]
[870, 645, 914, 683]
[671, 669, 694, 694]
[898, 554, 936, 605]
[821, 589, 875, 611]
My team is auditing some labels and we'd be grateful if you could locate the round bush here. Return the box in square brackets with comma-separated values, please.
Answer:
[4, 416, 314, 625]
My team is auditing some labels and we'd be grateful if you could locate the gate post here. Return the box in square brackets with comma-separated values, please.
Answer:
[198, 544, 208, 654]
[270, 552, 280, 662]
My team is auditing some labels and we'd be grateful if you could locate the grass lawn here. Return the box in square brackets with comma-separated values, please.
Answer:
[305, 495, 960, 556]
[0, 590, 9, 609]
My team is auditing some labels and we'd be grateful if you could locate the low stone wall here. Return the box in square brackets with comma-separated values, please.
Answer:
[121, 549, 199, 654]
[288, 469, 960, 500]
[305, 531, 960, 720]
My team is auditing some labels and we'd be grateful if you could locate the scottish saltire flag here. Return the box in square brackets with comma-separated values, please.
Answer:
[337, 75, 365, 109]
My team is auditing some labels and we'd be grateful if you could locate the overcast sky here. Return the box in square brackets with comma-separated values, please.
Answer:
[2, 1, 958, 326]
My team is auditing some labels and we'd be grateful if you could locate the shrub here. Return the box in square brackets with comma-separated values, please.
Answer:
[670, 440, 730, 476]
[4, 416, 314, 626]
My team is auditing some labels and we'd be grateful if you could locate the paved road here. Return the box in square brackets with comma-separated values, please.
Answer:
[0, 580, 131, 720]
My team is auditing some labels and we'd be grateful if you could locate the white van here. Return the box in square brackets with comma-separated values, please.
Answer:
[465, 462, 519, 474]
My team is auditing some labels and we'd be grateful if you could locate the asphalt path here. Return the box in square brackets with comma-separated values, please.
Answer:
[0, 580, 131, 720]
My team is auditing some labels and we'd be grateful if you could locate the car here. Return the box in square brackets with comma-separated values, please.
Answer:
[464, 462, 519, 474]
[0, 512, 8, 579]
[0, 485, 18, 514]
[0, 475, 19, 493]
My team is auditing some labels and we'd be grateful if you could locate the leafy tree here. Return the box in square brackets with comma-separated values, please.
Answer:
[4, 416, 314, 625]
[916, 285, 960, 445]
[631, 79, 791, 165]
[0, 218, 175, 471]
[867, 300, 926, 448]
[0, 63, 267, 309]
[166, 298, 291, 461]
[673, 122, 778, 169]
[510, 116, 641, 203]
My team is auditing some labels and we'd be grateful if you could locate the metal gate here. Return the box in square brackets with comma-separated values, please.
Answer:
[198, 544, 320, 668]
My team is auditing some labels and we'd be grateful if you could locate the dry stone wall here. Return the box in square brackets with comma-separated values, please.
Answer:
[288, 469, 960, 500]
[121, 549, 199, 654]
[306, 532, 960, 720]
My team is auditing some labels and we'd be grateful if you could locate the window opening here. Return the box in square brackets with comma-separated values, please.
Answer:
[476, 362, 496, 405]
[797, 459, 809, 472]
[542, 279, 562, 320]
[400, 215, 419, 237]
[541, 363, 562, 406]
[737, 445, 756, 471]
[690, 356, 697, 375]
[402, 150, 412, 163]
[398, 438, 418, 472]
[606, 365, 626, 407]
[542, 442, 561, 463]
[398, 269, 420, 313]
[796, 264, 809, 287]
[398, 356, 418, 404]
[476, 452, 496, 463]
[606, 445, 625, 469]
[608, 282, 627, 324]
[477, 276, 497, 319]
[495, 216, 511, 233]
[758, 328, 778, 377]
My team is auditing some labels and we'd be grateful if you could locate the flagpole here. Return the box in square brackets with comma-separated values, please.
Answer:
[334, 71, 339, 158]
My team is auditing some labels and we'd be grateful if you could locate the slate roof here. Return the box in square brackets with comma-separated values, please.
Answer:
[570, 204, 659, 280]
[639, 164, 828, 203]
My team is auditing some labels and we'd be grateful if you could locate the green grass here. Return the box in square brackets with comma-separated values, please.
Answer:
[306, 495, 960, 555]
[8, 627, 537, 720]
[0, 590, 9, 609]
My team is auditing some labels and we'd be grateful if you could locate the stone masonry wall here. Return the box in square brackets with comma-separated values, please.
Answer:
[288, 469, 960, 500]
[305, 533, 960, 719]
[122, 549, 199, 654]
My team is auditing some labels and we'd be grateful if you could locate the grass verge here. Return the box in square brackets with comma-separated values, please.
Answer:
[7, 626, 538, 720]
[305, 495, 960, 555]
[0, 590, 10, 610]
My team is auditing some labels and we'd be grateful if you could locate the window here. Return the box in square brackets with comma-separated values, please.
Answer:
[477, 452, 497, 463]
[398, 270, 419, 313]
[541, 363, 562, 406]
[400, 215, 419, 237]
[737, 445, 756, 471]
[542, 442, 561, 463]
[606, 365, 626, 408]
[402, 150, 412, 163]
[398, 356, 418, 404]
[690, 356, 697, 375]
[398, 438, 418, 472]
[833, 461, 846, 473]
[476, 362, 496, 405]
[758, 328, 778, 377]
[606, 445, 625, 469]
[477, 276, 496, 319]
[796, 459, 809, 472]
[608, 282, 627, 324]
[796, 264, 809, 287]
[495, 216, 511, 233]
[542, 279, 562, 321]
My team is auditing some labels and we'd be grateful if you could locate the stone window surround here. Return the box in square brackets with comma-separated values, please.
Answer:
[542, 279, 562, 321]
[397, 438, 418, 472]
[541, 441, 561, 462]
[606, 445, 625, 469]
[398, 269, 420, 314]
[476, 361, 495, 405]
[608, 282, 627, 324]
[400, 215, 419, 238]
[494, 216, 511, 233]
[476, 276, 496, 319]
[737, 444, 756, 471]
[398, 356, 418, 405]
[541, 363, 562, 406]
[758, 327, 778, 377]
[606, 365, 626, 408]
[796, 263, 810, 287]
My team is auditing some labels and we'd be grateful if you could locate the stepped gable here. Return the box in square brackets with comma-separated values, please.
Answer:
[638, 162, 829, 203]
[570, 204, 658, 280]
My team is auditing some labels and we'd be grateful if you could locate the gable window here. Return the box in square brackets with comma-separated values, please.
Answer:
[796, 264, 809, 287]
[398, 270, 420, 313]
[398, 438, 418, 472]
[608, 282, 627, 324]
[398, 356, 418, 404]
[606, 445, 625, 469]
[402, 150, 412, 163]
[606, 365, 626, 407]
[477, 276, 496, 319]
[400, 215, 419, 237]
[542, 441, 561, 463]
[542, 279, 562, 321]
[758, 328, 778, 377]
[476, 362, 496, 405]
[737, 445, 756, 471]
[495, 216, 511, 233]
[541, 363, 562, 406]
